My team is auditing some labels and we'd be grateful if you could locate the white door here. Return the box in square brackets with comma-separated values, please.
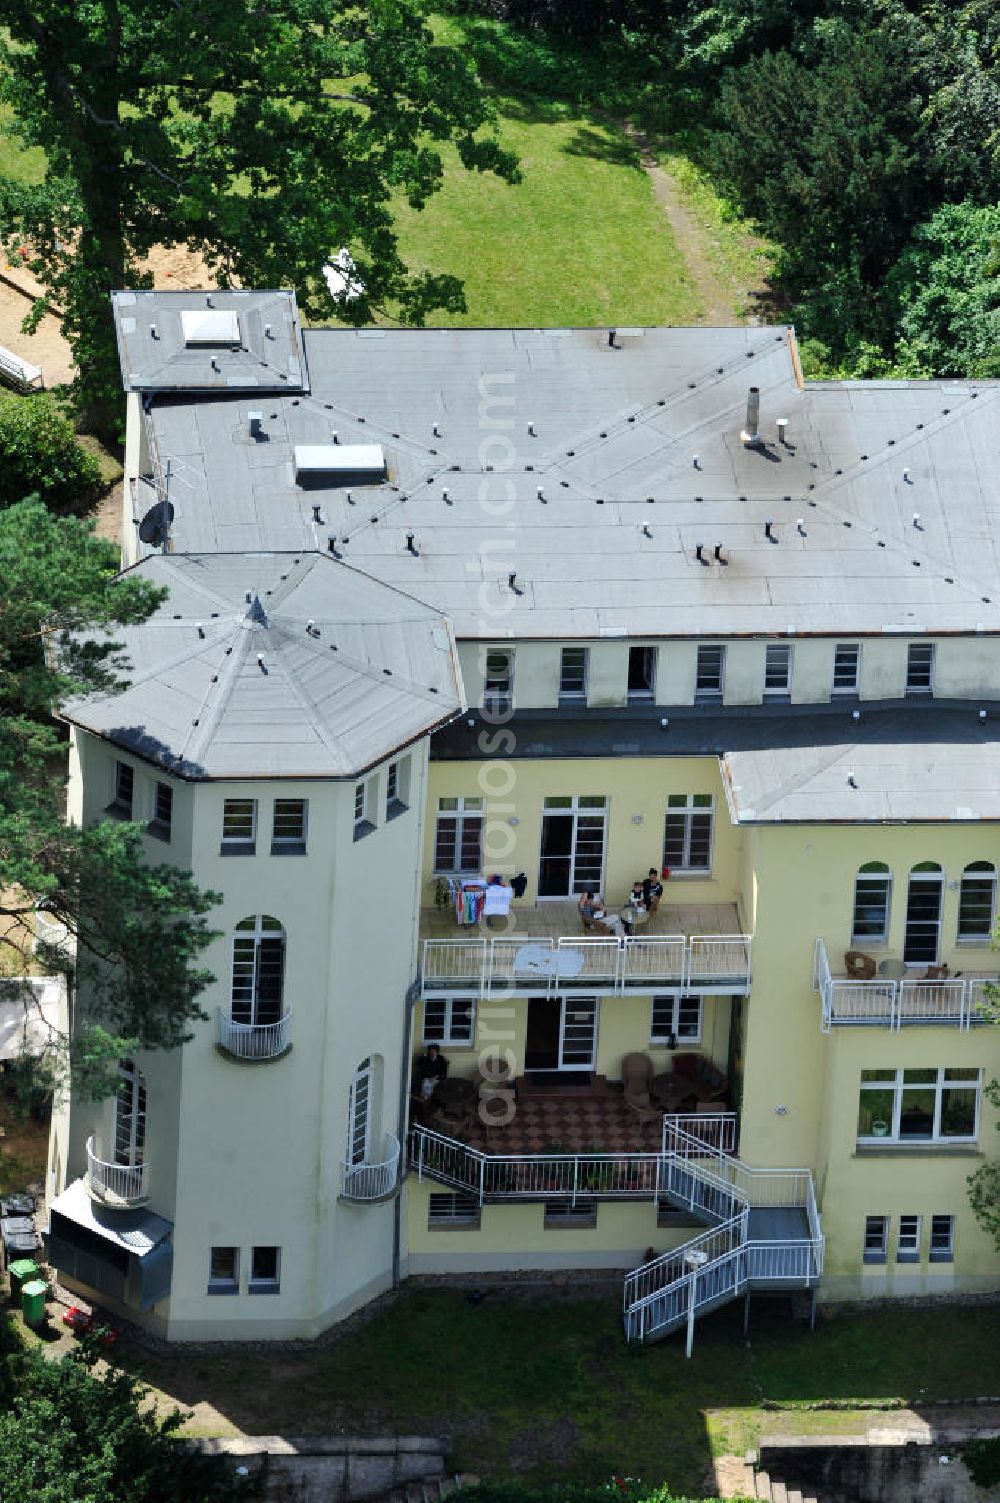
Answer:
[558, 997, 598, 1071]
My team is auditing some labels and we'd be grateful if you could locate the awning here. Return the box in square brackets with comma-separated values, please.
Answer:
[47, 1179, 173, 1310]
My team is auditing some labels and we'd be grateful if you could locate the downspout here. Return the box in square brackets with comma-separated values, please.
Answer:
[392, 976, 421, 1290]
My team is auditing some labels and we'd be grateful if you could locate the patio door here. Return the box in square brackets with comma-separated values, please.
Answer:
[525, 996, 598, 1072]
[903, 863, 943, 963]
[537, 796, 607, 897]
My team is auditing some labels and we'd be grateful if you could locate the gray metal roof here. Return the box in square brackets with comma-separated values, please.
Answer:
[50, 1178, 171, 1254]
[111, 289, 307, 394]
[134, 322, 1000, 638]
[430, 701, 1000, 822]
[61, 553, 464, 779]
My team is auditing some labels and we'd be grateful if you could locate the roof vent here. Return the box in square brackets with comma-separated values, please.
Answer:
[741, 387, 762, 447]
[294, 444, 386, 487]
[181, 309, 241, 346]
[248, 410, 264, 440]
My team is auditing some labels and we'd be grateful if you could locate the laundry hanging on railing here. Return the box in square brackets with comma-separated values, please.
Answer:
[457, 880, 486, 925]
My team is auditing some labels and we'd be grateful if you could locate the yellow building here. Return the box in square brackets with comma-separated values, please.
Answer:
[43, 291, 1000, 1343]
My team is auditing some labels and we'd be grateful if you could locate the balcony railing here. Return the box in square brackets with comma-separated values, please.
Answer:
[340, 1132, 402, 1203]
[813, 940, 998, 1031]
[421, 932, 751, 998]
[411, 1113, 737, 1205]
[217, 1008, 292, 1061]
[86, 1136, 149, 1208]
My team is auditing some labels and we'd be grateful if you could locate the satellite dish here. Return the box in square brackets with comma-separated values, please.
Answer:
[138, 499, 175, 546]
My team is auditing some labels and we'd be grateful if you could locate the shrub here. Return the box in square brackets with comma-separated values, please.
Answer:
[0, 391, 103, 514]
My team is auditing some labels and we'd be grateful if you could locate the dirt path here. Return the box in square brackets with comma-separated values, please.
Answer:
[623, 125, 760, 326]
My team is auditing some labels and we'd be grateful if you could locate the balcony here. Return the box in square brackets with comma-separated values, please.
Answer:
[419, 900, 750, 998]
[411, 1111, 738, 1204]
[340, 1132, 402, 1203]
[86, 1137, 149, 1208]
[813, 940, 999, 1031]
[217, 1007, 293, 1062]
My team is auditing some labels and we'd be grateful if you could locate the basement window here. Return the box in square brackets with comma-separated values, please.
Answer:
[428, 1193, 480, 1229]
[544, 1200, 597, 1228]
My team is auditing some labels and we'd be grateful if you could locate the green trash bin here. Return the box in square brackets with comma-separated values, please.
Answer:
[8, 1259, 38, 1302]
[20, 1278, 47, 1328]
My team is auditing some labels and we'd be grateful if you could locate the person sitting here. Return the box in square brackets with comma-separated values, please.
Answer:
[584, 893, 627, 939]
[414, 1043, 449, 1100]
[643, 868, 664, 912]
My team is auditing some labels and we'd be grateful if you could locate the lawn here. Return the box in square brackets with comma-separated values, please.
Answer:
[115, 1287, 1000, 1498]
[392, 98, 700, 328]
[0, 1104, 48, 1198]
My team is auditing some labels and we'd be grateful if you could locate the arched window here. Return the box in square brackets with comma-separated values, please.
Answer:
[114, 1059, 146, 1167]
[958, 861, 997, 942]
[904, 862, 943, 963]
[347, 1055, 383, 1167]
[852, 862, 891, 943]
[231, 915, 286, 1026]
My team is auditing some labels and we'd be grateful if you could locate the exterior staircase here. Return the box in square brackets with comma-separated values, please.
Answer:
[385, 1476, 479, 1503]
[622, 1121, 823, 1344]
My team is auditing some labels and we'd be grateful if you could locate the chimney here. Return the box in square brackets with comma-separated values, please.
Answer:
[312, 504, 324, 524]
[741, 387, 761, 446]
[695, 543, 705, 563]
[149, 322, 159, 340]
[406, 532, 419, 556]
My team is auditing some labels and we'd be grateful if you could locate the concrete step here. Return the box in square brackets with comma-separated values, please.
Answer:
[770, 1482, 788, 1503]
[754, 1471, 772, 1500]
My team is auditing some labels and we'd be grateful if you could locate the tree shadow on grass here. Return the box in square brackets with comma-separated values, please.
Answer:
[560, 126, 643, 170]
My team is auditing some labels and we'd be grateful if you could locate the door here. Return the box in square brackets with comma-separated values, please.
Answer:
[559, 997, 598, 1071]
[525, 996, 561, 1070]
[537, 797, 607, 897]
[114, 1060, 146, 1167]
[903, 864, 943, 963]
[347, 1058, 373, 1166]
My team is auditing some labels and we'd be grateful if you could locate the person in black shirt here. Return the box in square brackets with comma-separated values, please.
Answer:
[643, 868, 664, 911]
[414, 1043, 449, 1096]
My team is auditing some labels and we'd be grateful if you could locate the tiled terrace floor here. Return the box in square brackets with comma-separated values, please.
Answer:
[419, 897, 741, 943]
[443, 1083, 656, 1155]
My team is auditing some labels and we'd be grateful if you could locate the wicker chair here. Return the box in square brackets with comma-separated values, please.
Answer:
[844, 950, 877, 980]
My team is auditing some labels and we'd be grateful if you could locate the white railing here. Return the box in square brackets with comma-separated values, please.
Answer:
[217, 1008, 292, 1060]
[86, 1137, 149, 1207]
[813, 940, 998, 1031]
[341, 1132, 401, 1202]
[623, 1120, 823, 1343]
[421, 933, 752, 997]
[411, 1126, 666, 1203]
[662, 1111, 738, 1155]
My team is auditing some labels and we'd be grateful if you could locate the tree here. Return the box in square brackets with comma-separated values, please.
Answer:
[886, 202, 1000, 378]
[0, 497, 219, 1100]
[0, 1344, 258, 1502]
[0, 0, 519, 428]
[0, 390, 103, 515]
[968, 1076, 1000, 1251]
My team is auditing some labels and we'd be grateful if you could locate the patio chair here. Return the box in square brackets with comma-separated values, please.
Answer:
[844, 950, 877, 980]
[621, 1052, 653, 1106]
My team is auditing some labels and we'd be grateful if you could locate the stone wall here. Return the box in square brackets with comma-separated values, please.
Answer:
[192, 1434, 447, 1503]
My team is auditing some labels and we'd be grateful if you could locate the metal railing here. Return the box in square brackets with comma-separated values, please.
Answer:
[340, 1132, 402, 1202]
[217, 1008, 293, 1061]
[623, 1121, 823, 1343]
[813, 940, 998, 1031]
[86, 1136, 149, 1207]
[411, 1126, 666, 1204]
[421, 933, 752, 997]
[662, 1111, 738, 1156]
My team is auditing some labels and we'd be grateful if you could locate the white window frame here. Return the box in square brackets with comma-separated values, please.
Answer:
[433, 796, 484, 874]
[422, 997, 476, 1047]
[662, 794, 714, 874]
[852, 862, 892, 944]
[763, 642, 792, 699]
[695, 644, 725, 702]
[896, 1213, 922, 1263]
[903, 862, 944, 963]
[386, 756, 411, 820]
[650, 995, 703, 1046]
[627, 644, 657, 702]
[832, 642, 861, 696]
[114, 1059, 146, 1168]
[231, 914, 286, 1027]
[857, 1066, 981, 1146]
[353, 776, 377, 841]
[538, 796, 608, 897]
[957, 861, 996, 943]
[248, 1245, 280, 1294]
[221, 797, 257, 854]
[906, 642, 935, 695]
[271, 798, 307, 855]
[863, 1214, 888, 1264]
[347, 1057, 373, 1167]
[482, 648, 514, 715]
[559, 646, 589, 702]
[930, 1214, 955, 1262]
[428, 1192, 480, 1229]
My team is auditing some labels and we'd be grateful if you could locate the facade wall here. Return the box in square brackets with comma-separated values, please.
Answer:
[457, 638, 1000, 711]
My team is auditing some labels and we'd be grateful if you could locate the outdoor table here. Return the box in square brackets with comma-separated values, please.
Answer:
[877, 958, 907, 980]
[621, 906, 650, 928]
[652, 1073, 696, 1113]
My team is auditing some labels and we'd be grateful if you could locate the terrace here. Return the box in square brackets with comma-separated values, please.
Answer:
[813, 939, 999, 1031]
[419, 899, 750, 999]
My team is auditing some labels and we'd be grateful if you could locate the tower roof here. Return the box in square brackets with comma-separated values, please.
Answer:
[60, 552, 463, 778]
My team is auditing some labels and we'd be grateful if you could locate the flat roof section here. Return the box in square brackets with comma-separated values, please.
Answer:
[134, 319, 1000, 638]
[112, 288, 307, 394]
